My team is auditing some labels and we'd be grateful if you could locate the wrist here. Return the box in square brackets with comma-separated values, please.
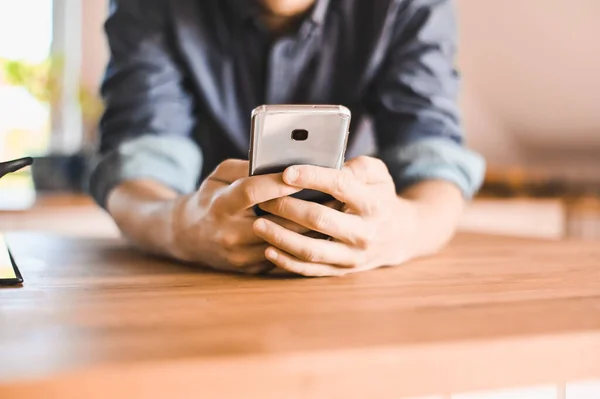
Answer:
[107, 180, 182, 258]
[411, 199, 445, 256]
[389, 198, 428, 261]
[164, 194, 198, 261]
[129, 198, 181, 258]
[392, 180, 465, 259]
[159, 197, 184, 259]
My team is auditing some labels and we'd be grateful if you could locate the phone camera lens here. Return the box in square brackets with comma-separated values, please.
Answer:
[291, 129, 309, 141]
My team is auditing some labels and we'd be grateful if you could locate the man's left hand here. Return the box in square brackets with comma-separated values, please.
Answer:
[253, 156, 421, 277]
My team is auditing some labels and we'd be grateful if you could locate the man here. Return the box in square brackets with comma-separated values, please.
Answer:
[91, 0, 485, 277]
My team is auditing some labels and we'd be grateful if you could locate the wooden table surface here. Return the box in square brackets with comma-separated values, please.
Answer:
[1, 232, 599, 399]
[0, 193, 573, 240]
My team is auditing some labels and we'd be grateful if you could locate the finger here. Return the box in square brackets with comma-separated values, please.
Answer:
[259, 196, 364, 245]
[211, 214, 311, 249]
[264, 247, 354, 277]
[344, 156, 392, 185]
[219, 174, 301, 213]
[209, 159, 249, 184]
[253, 218, 359, 267]
[323, 200, 344, 211]
[264, 214, 311, 235]
[212, 218, 266, 247]
[224, 244, 270, 269]
[282, 166, 371, 213]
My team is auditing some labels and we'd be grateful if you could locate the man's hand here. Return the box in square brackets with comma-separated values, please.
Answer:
[168, 159, 311, 274]
[108, 159, 307, 275]
[253, 156, 464, 277]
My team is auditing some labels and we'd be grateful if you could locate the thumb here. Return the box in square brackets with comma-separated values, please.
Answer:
[208, 159, 249, 184]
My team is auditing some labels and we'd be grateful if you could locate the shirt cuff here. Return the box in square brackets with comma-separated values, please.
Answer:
[89, 135, 202, 209]
[380, 138, 486, 199]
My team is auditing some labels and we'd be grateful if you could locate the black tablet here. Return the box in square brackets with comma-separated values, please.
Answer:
[0, 234, 23, 286]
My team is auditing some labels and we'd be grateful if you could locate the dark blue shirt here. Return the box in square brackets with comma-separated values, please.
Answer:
[90, 0, 485, 208]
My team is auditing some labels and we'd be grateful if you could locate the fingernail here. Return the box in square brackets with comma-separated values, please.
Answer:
[266, 248, 278, 260]
[284, 167, 299, 183]
[254, 219, 267, 233]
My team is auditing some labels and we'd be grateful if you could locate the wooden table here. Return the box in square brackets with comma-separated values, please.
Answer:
[1, 232, 599, 398]
[0, 194, 571, 240]
[0, 194, 119, 238]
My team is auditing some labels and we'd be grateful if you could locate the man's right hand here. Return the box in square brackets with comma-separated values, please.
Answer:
[168, 159, 305, 273]
[108, 159, 303, 274]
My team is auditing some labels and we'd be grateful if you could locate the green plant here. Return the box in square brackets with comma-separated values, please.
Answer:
[1, 57, 54, 102]
[0, 56, 103, 129]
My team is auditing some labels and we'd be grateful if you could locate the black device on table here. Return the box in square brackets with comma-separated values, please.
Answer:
[248, 105, 351, 216]
[0, 157, 33, 286]
[0, 234, 22, 286]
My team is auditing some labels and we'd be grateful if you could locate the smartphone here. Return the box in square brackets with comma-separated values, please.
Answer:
[249, 105, 351, 213]
[0, 234, 23, 286]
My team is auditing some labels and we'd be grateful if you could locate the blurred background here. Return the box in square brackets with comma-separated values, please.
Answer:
[0, 0, 599, 239]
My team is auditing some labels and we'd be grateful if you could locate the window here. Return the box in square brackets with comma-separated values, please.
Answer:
[0, 0, 86, 197]
[0, 0, 53, 190]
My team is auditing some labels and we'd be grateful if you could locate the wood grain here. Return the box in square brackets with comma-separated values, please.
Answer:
[1, 232, 599, 398]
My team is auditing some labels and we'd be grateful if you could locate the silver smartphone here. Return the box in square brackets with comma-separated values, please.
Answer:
[249, 104, 351, 174]
[249, 105, 351, 210]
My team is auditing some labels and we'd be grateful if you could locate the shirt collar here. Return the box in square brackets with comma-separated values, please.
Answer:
[227, 0, 331, 26]
[309, 0, 330, 25]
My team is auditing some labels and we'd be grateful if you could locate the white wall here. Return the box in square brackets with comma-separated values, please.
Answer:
[458, 0, 600, 182]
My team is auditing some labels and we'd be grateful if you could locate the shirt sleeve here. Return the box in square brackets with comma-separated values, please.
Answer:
[89, 0, 202, 209]
[367, 0, 485, 198]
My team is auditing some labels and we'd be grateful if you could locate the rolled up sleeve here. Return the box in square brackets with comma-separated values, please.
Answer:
[369, 0, 485, 198]
[89, 135, 202, 209]
[380, 137, 484, 197]
[90, 0, 201, 209]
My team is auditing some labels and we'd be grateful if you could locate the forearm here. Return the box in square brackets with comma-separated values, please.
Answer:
[89, 134, 203, 258]
[107, 180, 180, 257]
[379, 137, 484, 259]
[400, 180, 465, 257]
